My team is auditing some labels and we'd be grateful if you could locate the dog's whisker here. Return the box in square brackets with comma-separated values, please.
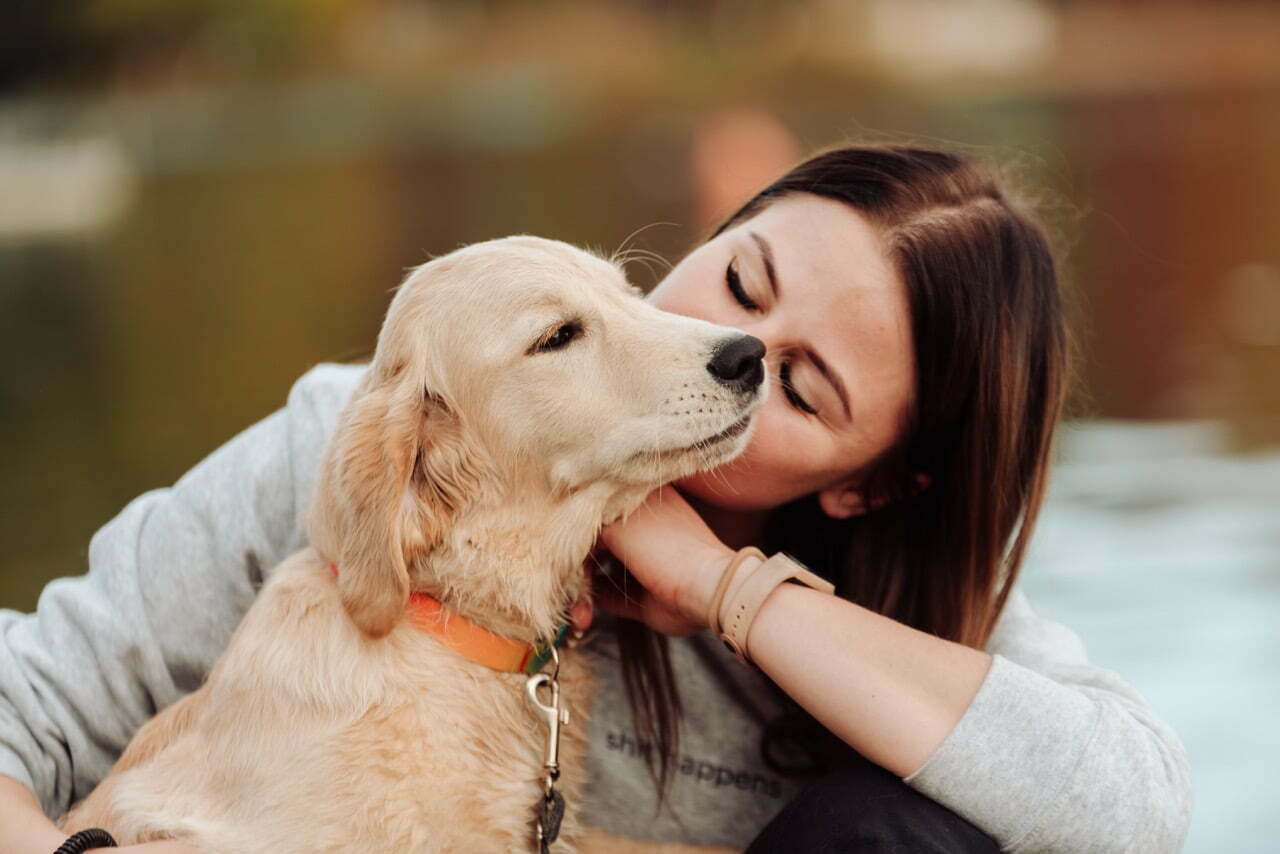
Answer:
[615, 249, 674, 279]
[697, 436, 746, 498]
[610, 252, 663, 287]
[610, 222, 678, 268]
[614, 247, 673, 269]
[617, 255, 660, 283]
[599, 571, 629, 597]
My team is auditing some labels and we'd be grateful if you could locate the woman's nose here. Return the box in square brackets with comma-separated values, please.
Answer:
[706, 334, 766, 395]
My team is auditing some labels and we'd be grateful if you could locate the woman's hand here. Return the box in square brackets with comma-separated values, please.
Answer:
[591, 485, 735, 636]
[1, 776, 202, 854]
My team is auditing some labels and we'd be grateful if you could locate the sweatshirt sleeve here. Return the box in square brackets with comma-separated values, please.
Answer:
[0, 361, 365, 818]
[900, 586, 1193, 853]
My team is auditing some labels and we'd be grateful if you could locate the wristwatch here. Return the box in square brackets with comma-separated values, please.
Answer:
[710, 549, 836, 666]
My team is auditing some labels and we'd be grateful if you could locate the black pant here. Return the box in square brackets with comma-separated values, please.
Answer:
[745, 755, 1002, 853]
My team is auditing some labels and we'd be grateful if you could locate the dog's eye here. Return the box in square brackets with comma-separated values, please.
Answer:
[537, 321, 582, 353]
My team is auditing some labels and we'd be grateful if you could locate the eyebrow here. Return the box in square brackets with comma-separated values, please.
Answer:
[751, 231, 780, 303]
[749, 230, 853, 424]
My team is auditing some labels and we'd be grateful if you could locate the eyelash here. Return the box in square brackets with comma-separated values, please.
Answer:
[726, 259, 818, 416]
[725, 259, 760, 311]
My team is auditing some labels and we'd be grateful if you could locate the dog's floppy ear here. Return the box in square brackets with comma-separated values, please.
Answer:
[310, 366, 489, 637]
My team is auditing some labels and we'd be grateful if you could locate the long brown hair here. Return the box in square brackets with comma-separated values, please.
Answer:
[611, 145, 1071, 805]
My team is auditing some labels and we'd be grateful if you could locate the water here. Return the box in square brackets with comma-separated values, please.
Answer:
[1020, 421, 1280, 853]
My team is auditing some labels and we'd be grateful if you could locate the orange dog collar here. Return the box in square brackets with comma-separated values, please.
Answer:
[328, 563, 567, 675]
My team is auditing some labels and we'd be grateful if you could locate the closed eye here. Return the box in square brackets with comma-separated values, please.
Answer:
[726, 259, 760, 312]
[726, 258, 816, 416]
[779, 360, 817, 415]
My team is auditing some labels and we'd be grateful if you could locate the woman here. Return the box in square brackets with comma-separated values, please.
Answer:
[574, 147, 1190, 853]
[0, 146, 1191, 853]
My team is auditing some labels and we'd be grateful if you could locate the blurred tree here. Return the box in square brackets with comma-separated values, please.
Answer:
[0, 0, 106, 93]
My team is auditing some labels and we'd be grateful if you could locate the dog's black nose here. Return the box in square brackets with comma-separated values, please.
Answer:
[706, 334, 765, 394]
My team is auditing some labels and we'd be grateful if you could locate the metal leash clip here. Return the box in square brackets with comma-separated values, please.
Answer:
[526, 645, 569, 852]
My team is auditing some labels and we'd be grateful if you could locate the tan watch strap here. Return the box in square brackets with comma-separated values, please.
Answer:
[718, 552, 835, 666]
[705, 547, 767, 635]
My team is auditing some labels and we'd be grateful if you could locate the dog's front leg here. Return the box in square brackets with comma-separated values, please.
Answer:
[57, 684, 212, 841]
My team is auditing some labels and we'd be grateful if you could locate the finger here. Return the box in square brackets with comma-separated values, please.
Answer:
[569, 596, 594, 633]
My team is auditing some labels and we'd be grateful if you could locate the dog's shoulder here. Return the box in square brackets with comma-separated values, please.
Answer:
[245, 548, 339, 620]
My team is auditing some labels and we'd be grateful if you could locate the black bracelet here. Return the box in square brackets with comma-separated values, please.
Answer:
[54, 827, 117, 854]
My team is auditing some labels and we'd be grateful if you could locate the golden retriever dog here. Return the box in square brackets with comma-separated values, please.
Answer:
[57, 236, 766, 852]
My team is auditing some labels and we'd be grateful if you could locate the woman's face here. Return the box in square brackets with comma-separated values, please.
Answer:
[645, 193, 916, 519]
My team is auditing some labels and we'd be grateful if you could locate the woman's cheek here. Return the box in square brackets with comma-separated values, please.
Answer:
[674, 467, 775, 510]
[674, 411, 795, 509]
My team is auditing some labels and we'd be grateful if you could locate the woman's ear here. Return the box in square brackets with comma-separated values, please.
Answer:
[309, 371, 489, 637]
[817, 472, 931, 520]
[817, 480, 869, 519]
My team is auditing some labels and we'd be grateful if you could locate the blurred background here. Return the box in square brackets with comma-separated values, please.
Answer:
[1, 0, 1276, 850]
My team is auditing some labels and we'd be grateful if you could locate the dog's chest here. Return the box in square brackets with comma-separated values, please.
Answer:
[325, 645, 596, 848]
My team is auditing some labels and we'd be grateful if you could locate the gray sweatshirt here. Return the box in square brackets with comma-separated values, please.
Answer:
[0, 363, 1192, 852]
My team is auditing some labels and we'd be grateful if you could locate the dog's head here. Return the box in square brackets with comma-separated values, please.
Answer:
[308, 235, 767, 639]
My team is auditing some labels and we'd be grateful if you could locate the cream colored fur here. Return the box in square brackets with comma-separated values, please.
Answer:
[57, 236, 765, 852]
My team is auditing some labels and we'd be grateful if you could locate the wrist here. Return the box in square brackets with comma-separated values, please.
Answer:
[684, 544, 763, 630]
[713, 552, 837, 667]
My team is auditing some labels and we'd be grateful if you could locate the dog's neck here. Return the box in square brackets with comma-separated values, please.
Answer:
[409, 479, 648, 644]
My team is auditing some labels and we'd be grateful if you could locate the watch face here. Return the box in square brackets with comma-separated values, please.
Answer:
[773, 552, 836, 594]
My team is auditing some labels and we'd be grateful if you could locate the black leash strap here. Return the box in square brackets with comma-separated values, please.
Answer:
[55, 828, 117, 854]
